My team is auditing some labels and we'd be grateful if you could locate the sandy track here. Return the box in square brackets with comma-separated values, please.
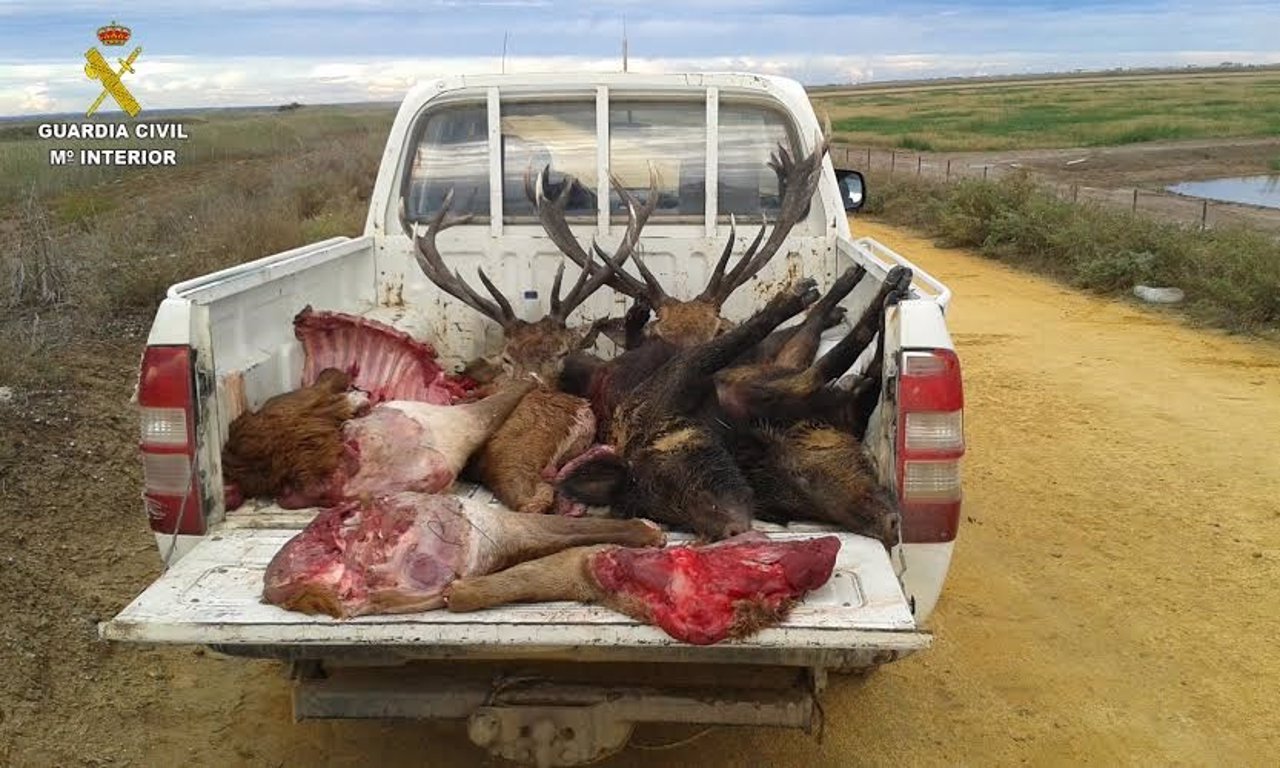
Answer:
[2, 220, 1278, 766]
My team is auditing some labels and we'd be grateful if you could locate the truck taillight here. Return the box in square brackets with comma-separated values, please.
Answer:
[896, 349, 965, 543]
[137, 345, 204, 536]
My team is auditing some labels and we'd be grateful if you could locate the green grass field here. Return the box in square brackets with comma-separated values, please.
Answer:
[814, 71, 1280, 151]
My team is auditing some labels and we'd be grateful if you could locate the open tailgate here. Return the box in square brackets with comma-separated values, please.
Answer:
[102, 509, 928, 666]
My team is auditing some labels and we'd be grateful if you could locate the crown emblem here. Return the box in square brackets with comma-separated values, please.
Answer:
[97, 20, 131, 47]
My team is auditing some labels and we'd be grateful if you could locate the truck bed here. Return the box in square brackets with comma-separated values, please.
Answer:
[103, 484, 927, 667]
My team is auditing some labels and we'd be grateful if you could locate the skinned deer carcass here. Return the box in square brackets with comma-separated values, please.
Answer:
[293, 306, 475, 404]
[445, 531, 840, 645]
[556, 279, 822, 539]
[263, 491, 666, 618]
[223, 374, 532, 509]
[400, 173, 657, 514]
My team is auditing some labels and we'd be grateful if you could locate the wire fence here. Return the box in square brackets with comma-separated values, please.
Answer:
[831, 144, 1280, 235]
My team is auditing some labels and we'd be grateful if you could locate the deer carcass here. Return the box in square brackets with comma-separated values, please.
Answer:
[400, 172, 658, 515]
[221, 372, 533, 509]
[263, 491, 665, 618]
[445, 531, 840, 645]
[293, 305, 476, 404]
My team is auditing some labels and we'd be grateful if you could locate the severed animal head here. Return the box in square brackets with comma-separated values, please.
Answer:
[400, 171, 657, 385]
[550, 133, 831, 349]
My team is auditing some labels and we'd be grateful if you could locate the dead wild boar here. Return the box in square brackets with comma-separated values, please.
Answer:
[555, 277, 822, 539]
[713, 265, 917, 549]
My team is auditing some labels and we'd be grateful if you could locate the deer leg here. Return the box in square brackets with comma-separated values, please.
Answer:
[484, 510, 664, 572]
[446, 546, 606, 612]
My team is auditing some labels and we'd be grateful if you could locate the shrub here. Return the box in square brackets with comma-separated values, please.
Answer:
[863, 171, 1280, 334]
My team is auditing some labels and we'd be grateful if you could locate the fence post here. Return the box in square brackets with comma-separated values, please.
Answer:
[946, 159, 951, 181]
[890, 151, 896, 177]
[1201, 199, 1209, 231]
[1132, 188, 1138, 212]
[866, 147, 871, 168]
[1072, 184, 1078, 202]
[916, 156, 922, 176]
[983, 165, 988, 180]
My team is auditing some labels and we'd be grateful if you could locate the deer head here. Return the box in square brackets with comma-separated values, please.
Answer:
[401, 169, 658, 385]
[562, 133, 831, 349]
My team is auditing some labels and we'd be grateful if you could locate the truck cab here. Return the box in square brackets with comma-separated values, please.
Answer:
[106, 72, 964, 767]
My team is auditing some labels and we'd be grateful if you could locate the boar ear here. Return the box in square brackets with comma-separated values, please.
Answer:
[558, 352, 603, 397]
[556, 453, 629, 506]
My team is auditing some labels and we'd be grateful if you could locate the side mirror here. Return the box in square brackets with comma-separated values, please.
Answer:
[836, 170, 867, 212]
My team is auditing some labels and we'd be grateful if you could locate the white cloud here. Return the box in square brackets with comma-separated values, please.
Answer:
[2, 49, 1279, 116]
[18, 82, 53, 112]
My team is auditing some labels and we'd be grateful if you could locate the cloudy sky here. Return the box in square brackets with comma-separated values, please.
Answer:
[2, 0, 1277, 116]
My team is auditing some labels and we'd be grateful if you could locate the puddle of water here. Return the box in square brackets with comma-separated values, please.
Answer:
[1165, 175, 1280, 209]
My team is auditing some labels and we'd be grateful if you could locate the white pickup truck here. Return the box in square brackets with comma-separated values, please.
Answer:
[103, 71, 965, 766]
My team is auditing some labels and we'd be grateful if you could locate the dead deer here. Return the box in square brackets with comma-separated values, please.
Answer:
[566, 133, 832, 349]
[401, 172, 659, 515]
[553, 136, 836, 439]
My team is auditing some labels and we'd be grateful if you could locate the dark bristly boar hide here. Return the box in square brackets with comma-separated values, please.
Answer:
[222, 376, 533, 509]
[715, 265, 915, 439]
[556, 279, 822, 539]
[263, 491, 666, 618]
[711, 266, 917, 549]
[294, 306, 477, 404]
[445, 531, 840, 645]
[400, 172, 656, 514]
[727, 423, 901, 549]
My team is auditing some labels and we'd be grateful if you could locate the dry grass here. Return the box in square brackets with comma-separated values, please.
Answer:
[0, 106, 393, 205]
[814, 71, 1280, 151]
[0, 105, 391, 400]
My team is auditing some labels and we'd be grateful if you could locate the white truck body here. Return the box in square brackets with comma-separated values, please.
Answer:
[104, 72, 963, 765]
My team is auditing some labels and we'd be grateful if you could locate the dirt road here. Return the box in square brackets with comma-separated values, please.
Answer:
[2, 220, 1277, 766]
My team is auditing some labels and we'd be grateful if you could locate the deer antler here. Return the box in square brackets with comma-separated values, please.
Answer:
[525, 164, 663, 306]
[698, 132, 830, 307]
[400, 190, 519, 330]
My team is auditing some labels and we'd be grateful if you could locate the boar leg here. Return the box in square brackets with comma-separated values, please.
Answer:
[770, 265, 866, 369]
[446, 546, 606, 612]
[643, 279, 819, 416]
[808, 265, 912, 386]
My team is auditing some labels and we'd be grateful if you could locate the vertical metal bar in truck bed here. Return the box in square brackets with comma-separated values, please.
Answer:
[488, 87, 502, 238]
[597, 85, 610, 236]
[705, 86, 719, 237]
